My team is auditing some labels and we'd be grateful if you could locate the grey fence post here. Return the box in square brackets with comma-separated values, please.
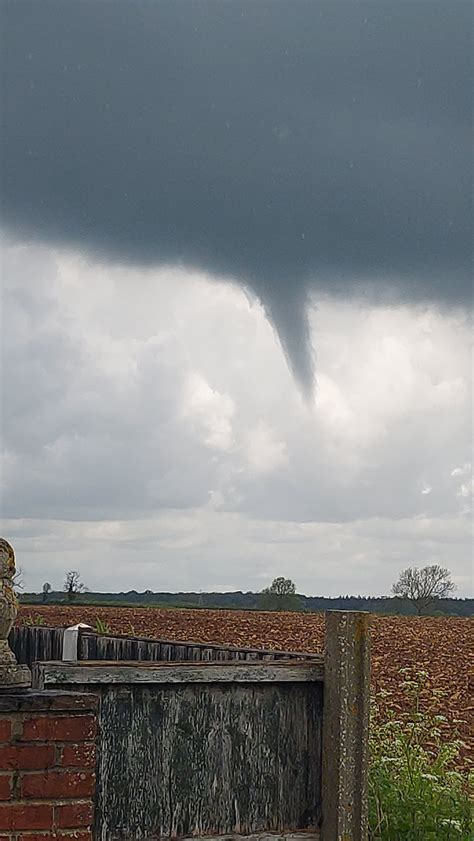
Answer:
[321, 610, 370, 841]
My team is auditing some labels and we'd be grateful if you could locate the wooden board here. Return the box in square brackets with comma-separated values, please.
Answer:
[95, 681, 323, 838]
[122, 835, 320, 841]
[34, 659, 324, 687]
[174, 836, 319, 841]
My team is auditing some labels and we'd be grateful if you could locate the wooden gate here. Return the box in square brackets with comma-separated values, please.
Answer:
[32, 611, 370, 841]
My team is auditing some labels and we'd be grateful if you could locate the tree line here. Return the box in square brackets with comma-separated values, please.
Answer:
[20, 565, 473, 617]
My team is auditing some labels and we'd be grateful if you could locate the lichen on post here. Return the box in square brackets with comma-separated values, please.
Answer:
[0, 538, 31, 688]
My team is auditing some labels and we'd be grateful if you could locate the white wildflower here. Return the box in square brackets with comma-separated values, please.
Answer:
[440, 818, 462, 832]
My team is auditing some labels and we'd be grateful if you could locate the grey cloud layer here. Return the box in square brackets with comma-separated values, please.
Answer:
[2, 241, 471, 525]
[1, 0, 471, 387]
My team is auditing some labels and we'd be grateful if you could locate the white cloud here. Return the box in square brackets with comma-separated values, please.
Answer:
[451, 463, 471, 478]
[183, 372, 235, 451]
[457, 482, 473, 499]
[245, 421, 288, 474]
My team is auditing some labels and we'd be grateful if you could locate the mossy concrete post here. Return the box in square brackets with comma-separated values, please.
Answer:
[321, 610, 370, 841]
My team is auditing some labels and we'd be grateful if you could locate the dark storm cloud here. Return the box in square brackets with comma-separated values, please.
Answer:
[1, 0, 471, 388]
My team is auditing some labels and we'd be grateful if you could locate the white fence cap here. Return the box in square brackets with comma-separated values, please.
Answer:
[65, 623, 92, 631]
[62, 623, 92, 660]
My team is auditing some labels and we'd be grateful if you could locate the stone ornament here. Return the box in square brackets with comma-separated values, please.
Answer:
[0, 538, 31, 688]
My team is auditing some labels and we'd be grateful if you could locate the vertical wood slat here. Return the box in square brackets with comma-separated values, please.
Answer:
[9, 625, 64, 665]
[321, 611, 370, 841]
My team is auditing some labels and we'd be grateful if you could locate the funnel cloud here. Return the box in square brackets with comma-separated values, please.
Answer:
[1, 0, 471, 389]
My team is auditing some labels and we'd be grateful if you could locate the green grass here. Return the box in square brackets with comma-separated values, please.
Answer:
[369, 669, 473, 839]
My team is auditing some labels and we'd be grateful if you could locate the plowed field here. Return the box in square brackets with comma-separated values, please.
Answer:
[18, 605, 473, 768]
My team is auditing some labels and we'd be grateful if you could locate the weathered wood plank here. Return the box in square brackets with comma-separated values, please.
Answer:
[175, 836, 320, 841]
[34, 659, 324, 687]
[95, 681, 323, 838]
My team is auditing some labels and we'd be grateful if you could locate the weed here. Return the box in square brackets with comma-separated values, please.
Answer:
[95, 617, 112, 635]
[369, 669, 473, 839]
[23, 614, 46, 626]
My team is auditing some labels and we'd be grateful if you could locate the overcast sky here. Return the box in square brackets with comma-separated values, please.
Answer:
[1, 1, 472, 595]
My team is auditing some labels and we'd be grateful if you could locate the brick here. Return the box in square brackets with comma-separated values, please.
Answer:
[60, 743, 95, 768]
[56, 834, 92, 841]
[0, 745, 55, 771]
[55, 833, 92, 841]
[55, 801, 93, 829]
[0, 694, 97, 715]
[21, 771, 95, 799]
[42, 694, 98, 712]
[0, 803, 53, 830]
[22, 716, 97, 743]
[0, 723, 11, 744]
[0, 778, 10, 801]
[17, 836, 51, 841]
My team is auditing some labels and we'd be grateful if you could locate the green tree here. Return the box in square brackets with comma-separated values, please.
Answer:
[392, 565, 455, 615]
[259, 577, 301, 611]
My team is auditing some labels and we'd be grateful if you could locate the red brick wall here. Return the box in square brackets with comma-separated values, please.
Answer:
[0, 692, 98, 840]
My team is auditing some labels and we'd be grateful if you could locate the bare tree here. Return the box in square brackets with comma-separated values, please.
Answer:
[392, 565, 455, 615]
[12, 567, 24, 594]
[63, 571, 85, 603]
[259, 577, 301, 611]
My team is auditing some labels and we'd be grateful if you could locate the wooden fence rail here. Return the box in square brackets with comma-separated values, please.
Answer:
[10, 624, 318, 667]
[79, 629, 317, 662]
